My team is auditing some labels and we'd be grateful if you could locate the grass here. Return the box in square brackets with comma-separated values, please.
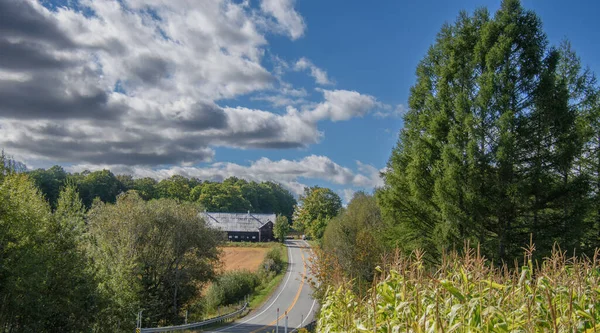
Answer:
[248, 243, 289, 310]
[317, 245, 600, 332]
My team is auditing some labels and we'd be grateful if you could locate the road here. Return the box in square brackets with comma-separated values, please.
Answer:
[207, 239, 318, 333]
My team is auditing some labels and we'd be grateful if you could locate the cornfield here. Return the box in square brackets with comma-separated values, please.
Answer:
[318, 246, 600, 332]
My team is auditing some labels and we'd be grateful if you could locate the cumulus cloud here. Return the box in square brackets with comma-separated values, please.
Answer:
[67, 155, 383, 196]
[260, 0, 306, 40]
[0, 0, 386, 168]
[294, 57, 333, 85]
[303, 89, 378, 122]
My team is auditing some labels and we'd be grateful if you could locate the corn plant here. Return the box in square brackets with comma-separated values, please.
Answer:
[318, 246, 600, 332]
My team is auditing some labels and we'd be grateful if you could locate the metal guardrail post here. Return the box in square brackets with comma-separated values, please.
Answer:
[276, 307, 279, 333]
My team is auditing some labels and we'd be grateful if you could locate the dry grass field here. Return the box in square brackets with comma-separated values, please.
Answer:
[218, 247, 269, 272]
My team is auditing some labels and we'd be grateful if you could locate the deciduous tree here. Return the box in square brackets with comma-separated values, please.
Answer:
[293, 186, 342, 239]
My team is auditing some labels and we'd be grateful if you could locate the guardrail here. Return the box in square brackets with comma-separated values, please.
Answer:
[139, 303, 247, 333]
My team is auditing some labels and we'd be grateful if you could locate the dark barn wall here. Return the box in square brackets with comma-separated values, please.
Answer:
[227, 231, 260, 242]
[258, 221, 274, 242]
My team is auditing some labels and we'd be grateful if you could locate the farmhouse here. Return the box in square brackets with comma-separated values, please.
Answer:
[201, 211, 275, 242]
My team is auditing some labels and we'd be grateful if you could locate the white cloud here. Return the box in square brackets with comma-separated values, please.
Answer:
[260, 0, 306, 40]
[0, 0, 385, 168]
[303, 89, 378, 122]
[294, 57, 333, 85]
[67, 155, 384, 197]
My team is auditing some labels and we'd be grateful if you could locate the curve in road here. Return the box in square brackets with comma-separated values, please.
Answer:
[207, 239, 317, 333]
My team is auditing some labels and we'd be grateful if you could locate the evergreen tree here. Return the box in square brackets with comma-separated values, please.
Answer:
[0, 174, 98, 332]
[378, 0, 599, 262]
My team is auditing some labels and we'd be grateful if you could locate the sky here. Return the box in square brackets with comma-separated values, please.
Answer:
[0, 0, 599, 202]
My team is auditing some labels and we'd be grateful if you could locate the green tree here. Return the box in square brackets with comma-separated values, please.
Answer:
[323, 192, 384, 284]
[116, 174, 134, 193]
[87, 192, 222, 330]
[156, 175, 192, 201]
[274, 215, 290, 242]
[189, 183, 204, 202]
[73, 169, 122, 207]
[0, 174, 99, 332]
[378, 0, 598, 262]
[198, 182, 251, 212]
[292, 186, 342, 239]
[132, 177, 158, 200]
[28, 165, 68, 209]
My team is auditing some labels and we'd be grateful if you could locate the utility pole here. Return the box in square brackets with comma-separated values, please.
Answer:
[284, 311, 288, 333]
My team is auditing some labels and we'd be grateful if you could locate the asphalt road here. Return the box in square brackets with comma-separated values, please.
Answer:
[207, 239, 318, 333]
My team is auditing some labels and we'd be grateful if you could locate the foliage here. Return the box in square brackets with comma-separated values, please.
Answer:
[318, 246, 600, 332]
[260, 246, 285, 277]
[28, 165, 68, 209]
[322, 192, 385, 285]
[72, 169, 122, 208]
[132, 177, 158, 200]
[86, 192, 223, 330]
[274, 215, 290, 242]
[204, 270, 260, 311]
[293, 186, 342, 239]
[0, 174, 99, 332]
[377, 0, 600, 262]
[24, 164, 297, 217]
[155, 175, 191, 201]
[198, 182, 251, 212]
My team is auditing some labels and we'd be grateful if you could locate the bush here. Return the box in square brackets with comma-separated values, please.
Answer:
[262, 247, 284, 275]
[205, 270, 259, 311]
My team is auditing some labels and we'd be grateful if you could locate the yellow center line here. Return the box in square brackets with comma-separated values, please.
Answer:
[250, 248, 307, 333]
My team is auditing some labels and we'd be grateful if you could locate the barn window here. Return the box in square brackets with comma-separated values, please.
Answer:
[235, 236, 238, 239]
[252, 236, 256, 239]
[228, 235, 232, 239]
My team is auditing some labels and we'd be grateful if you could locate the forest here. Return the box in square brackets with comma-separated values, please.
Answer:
[26, 165, 296, 219]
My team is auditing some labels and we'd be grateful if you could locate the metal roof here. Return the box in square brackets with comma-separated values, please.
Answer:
[200, 212, 276, 232]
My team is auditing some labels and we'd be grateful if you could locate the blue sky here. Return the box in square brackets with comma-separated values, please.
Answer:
[1, 0, 598, 201]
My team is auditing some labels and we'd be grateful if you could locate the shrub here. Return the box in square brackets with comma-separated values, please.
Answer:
[205, 270, 259, 311]
[264, 247, 284, 274]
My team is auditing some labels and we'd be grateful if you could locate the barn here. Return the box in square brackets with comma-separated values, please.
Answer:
[201, 211, 275, 242]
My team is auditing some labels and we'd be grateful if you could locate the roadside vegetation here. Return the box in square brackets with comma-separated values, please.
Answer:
[197, 245, 288, 319]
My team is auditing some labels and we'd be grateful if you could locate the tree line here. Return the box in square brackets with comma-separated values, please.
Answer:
[26, 166, 296, 219]
[0, 155, 224, 332]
